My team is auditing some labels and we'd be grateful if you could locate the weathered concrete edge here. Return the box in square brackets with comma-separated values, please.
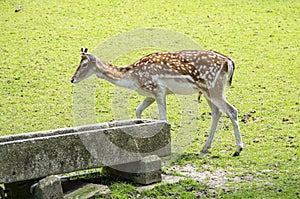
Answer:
[0, 119, 162, 143]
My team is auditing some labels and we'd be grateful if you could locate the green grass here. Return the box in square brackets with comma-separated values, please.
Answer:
[0, 0, 299, 198]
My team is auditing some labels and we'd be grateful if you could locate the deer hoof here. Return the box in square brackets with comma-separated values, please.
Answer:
[232, 148, 243, 157]
[201, 150, 210, 156]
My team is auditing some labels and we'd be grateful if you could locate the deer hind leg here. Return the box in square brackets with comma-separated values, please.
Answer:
[212, 97, 243, 156]
[201, 99, 222, 155]
[226, 102, 243, 156]
[136, 97, 155, 118]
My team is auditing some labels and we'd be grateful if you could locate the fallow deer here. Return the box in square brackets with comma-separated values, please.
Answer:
[71, 48, 243, 156]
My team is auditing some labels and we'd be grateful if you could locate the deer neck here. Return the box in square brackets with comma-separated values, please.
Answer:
[95, 59, 135, 88]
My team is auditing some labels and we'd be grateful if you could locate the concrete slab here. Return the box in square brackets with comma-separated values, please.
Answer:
[63, 183, 110, 199]
[105, 155, 162, 185]
[0, 120, 170, 184]
[33, 175, 64, 199]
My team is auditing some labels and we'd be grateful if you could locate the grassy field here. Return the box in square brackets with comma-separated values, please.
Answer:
[0, 0, 299, 198]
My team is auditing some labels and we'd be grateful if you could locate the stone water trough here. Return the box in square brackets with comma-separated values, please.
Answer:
[0, 119, 171, 198]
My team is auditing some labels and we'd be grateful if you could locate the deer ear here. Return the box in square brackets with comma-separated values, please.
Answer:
[81, 48, 88, 57]
[80, 48, 88, 56]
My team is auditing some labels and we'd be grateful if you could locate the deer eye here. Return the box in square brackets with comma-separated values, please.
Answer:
[82, 62, 88, 68]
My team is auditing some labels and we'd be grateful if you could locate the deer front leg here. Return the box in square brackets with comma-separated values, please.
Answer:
[154, 91, 167, 120]
[201, 99, 222, 155]
[136, 97, 155, 118]
[197, 92, 202, 103]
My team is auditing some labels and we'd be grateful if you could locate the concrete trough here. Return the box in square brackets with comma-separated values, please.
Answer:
[0, 119, 171, 184]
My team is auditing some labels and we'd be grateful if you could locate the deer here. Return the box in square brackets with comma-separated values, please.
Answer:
[71, 48, 243, 156]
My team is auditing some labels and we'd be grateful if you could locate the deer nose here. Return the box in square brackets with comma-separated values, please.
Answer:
[71, 78, 75, 83]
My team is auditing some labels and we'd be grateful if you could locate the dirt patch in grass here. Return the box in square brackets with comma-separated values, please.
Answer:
[166, 164, 258, 194]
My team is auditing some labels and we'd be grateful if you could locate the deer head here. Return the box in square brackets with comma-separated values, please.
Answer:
[71, 48, 98, 83]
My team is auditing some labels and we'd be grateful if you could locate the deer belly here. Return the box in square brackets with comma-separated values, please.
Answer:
[158, 76, 199, 95]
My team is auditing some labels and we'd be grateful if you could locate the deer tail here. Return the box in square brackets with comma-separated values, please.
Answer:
[228, 58, 235, 90]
